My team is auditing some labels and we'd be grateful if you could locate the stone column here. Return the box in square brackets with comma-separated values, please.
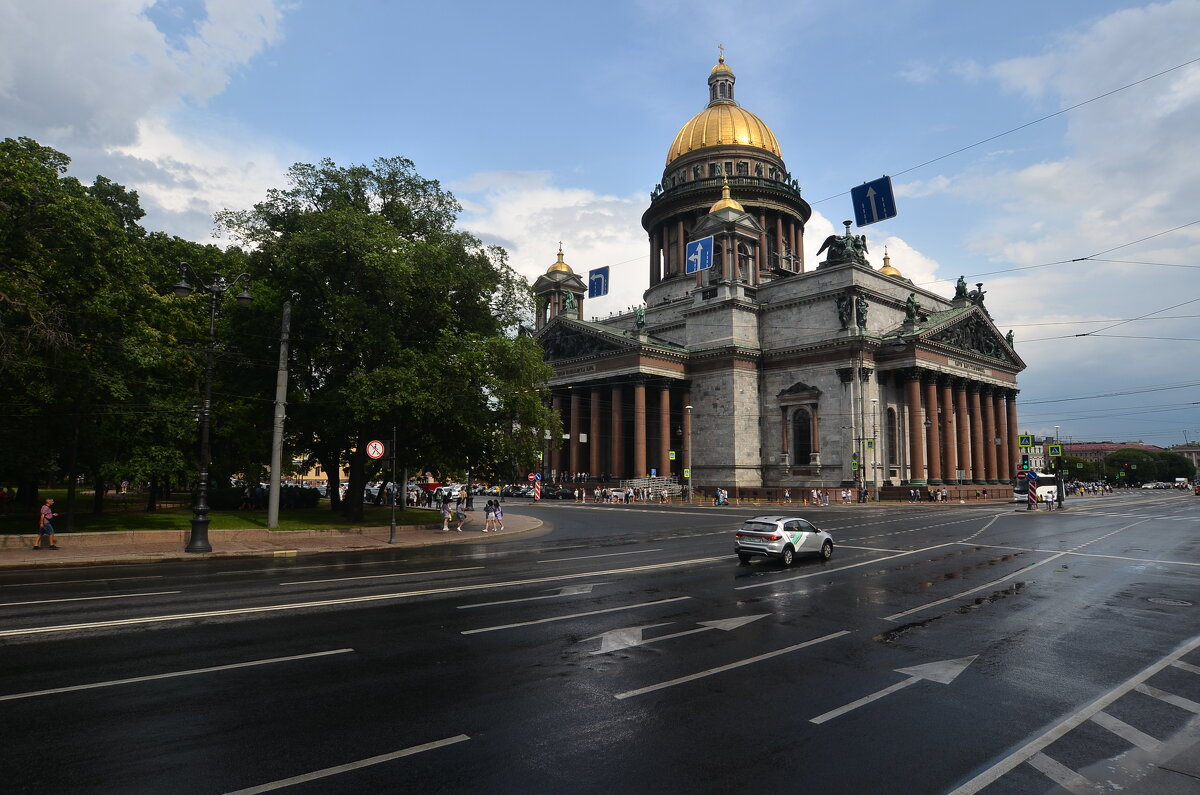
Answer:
[758, 215, 768, 277]
[905, 372, 926, 485]
[569, 390, 581, 478]
[649, 230, 658, 286]
[775, 217, 785, 271]
[781, 407, 790, 464]
[994, 390, 1010, 479]
[940, 376, 958, 483]
[659, 385, 672, 477]
[590, 387, 602, 478]
[969, 384, 986, 484]
[551, 393, 563, 478]
[1006, 390, 1020, 475]
[982, 387, 999, 483]
[955, 380, 972, 482]
[676, 220, 685, 275]
[633, 381, 647, 477]
[810, 404, 820, 458]
[610, 385, 623, 479]
[788, 221, 797, 270]
[924, 375, 942, 484]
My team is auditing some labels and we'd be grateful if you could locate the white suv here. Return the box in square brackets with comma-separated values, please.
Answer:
[734, 515, 833, 566]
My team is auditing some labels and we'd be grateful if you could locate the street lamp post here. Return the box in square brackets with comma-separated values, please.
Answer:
[684, 404, 693, 504]
[172, 263, 252, 553]
[871, 398, 879, 501]
[1054, 425, 1065, 509]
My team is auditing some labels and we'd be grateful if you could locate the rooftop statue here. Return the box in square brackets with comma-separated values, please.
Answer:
[816, 220, 869, 267]
[905, 293, 921, 323]
[955, 275, 968, 300]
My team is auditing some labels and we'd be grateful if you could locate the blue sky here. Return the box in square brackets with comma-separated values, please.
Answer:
[3, 0, 1198, 449]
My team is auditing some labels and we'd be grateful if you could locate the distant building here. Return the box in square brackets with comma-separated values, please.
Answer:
[1168, 443, 1200, 470]
[1063, 441, 1165, 464]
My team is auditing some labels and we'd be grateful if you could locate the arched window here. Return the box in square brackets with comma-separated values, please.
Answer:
[737, 243, 752, 281]
[887, 408, 898, 466]
[793, 408, 813, 463]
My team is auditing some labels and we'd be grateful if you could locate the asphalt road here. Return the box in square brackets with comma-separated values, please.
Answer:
[3, 491, 1199, 793]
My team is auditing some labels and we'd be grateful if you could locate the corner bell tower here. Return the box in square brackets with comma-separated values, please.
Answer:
[533, 244, 586, 330]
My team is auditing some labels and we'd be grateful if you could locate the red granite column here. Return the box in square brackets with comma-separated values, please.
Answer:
[610, 385, 623, 478]
[995, 390, 1010, 479]
[659, 385, 672, 477]
[982, 387, 999, 482]
[649, 230, 658, 286]
[905, 372, 926, 484]
[590, 387, 602, 479]
[941, 377, 958, 483]
[676, 220, 685, 275]
[969, 383, 986, 484]
[775, 217, 785, 271]
[1006, 390, 1020, 475]
[758, 214, 768, 276]
[569, 390, 581, 478]
[634, 382, 647, 477]
[955, 380, 972, 482]
[924, 375, 942, 484]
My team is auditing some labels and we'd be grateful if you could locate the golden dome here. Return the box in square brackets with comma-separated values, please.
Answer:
[709, 177, 744, 214]
[878, 248, 903, 277]
[547, 243, 573, 274]
[666, 102, 781, 165]
[710, 55, 733, 75]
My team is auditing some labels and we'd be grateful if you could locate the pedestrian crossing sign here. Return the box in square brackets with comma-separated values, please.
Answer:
[683, 468, 691, 478]
[669, 450, 676, 460]
[1048, 445, 1062, 457]
[1019, 434, 1033, 447]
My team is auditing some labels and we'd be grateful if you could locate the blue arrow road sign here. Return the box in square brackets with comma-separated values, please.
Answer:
[588, 266, 609, 298]
[685, 236, 714, 274]
[851, 176, 897, 227]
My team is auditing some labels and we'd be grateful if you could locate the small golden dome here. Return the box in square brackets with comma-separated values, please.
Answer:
[710, 56, 733, 75]
[547, 243, 573, 274]
[878, 248, 903, 277]
[667, 103, 781, 166]
[709, 177, 744, 214]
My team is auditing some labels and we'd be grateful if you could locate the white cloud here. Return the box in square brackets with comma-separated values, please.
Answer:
[455, 172, 649, 318]
[0, 0, 289, 242]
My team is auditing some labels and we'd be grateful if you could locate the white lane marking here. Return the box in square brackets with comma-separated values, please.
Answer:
[1173, 660, 1200, 675]
[458, 584, 600, 609]
[224, 734, 470, 794]
[460, 596, 691, 635]
[0, 591, 181, 607]
[966, 543, 1200, 568]
[279, 566, 483, 586]
[0, 557, 725, 638]
[882, 553, 1066, 622]
[735, 543, 959, 591]
[947, 631, 1200, 794]
[1090, 710, 1162, 751]
[538, 548, 662, 563]
[614, 630, 851, 699]
[0, 575, 165, 589]
[958, 514, 1004, 543]
[1136, 683, 1200, 714]
[810, 656, 977, 724]
[1026, 752, 1094, 793]
[836, 544, 907, 553]
[0, 649, 353, 702]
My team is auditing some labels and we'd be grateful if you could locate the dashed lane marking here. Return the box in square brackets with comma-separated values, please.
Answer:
[224, 734, 470, 794]
[460, 596, 692, 635]
[0, 591, 181, 608]
[735, 543, 960, 591]
[0, 648, 354, 702]
[881, 553, 1066, 623]
[279, 566, 484, 586]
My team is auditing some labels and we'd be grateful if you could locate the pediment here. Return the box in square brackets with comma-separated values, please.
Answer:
[925, 311, 1022, 368]
[779, 381, 821, 398]
[536, 319, 634, 363]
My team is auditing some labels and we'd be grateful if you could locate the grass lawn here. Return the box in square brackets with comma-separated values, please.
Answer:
[0, 491, 439, 534]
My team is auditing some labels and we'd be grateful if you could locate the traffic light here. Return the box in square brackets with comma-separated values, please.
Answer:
[1021, 454, 1030, 471]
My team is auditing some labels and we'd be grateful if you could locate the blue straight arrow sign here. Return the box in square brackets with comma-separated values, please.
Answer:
[685, 236, 714, 274]
[851, 176, 897, 227]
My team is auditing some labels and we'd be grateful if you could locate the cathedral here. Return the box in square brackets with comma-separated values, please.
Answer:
[532, 55, 1025, 499]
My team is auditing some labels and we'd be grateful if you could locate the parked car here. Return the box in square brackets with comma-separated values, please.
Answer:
[734, 515, 833, 566]
[541, 485, 575, 500]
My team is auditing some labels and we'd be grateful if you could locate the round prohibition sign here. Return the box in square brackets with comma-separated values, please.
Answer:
[365, 440, 385, 460]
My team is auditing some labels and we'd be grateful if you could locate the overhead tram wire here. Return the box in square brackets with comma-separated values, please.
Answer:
[809, 55, 1200, 206]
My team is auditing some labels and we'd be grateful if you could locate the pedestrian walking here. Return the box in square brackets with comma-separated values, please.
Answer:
[35, 498, 59, 549]
[456, 501, 467, 531]
[440, 500, 451, 532]
[493, 501, 504, 531]
[783, 488, 791, 505]
[483, 500, 495, 532]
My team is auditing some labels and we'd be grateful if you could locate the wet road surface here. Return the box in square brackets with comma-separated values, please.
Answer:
[3, 491, 1199, 793]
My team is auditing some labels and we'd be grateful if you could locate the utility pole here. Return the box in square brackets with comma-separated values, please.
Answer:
[267, 300, 292, 529]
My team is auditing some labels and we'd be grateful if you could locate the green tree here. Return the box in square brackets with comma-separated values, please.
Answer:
[217, 157, 557, 521]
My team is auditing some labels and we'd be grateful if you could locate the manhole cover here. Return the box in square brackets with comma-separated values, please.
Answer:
[1148, 598, 1193, 607]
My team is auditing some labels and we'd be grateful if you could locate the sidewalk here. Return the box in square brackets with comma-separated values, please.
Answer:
[0, 513, 541, 569]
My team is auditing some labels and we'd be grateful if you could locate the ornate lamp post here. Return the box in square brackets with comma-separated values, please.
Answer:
[684, 404, 693, 503]
[172, 263, 252, 553]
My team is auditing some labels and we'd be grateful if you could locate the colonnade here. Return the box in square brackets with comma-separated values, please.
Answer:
[900, 370, 1018, 485]
[548, 381, 690, 481]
